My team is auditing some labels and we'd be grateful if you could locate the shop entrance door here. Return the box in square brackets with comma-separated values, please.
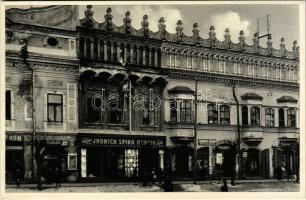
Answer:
[197, 147, 209, 180]
[245, 149, 260, 177]
[174, 146, 192, 179]
[5, 150, 24, 183]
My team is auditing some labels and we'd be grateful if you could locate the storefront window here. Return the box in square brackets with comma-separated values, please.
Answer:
[279, 108, 285, 127]
[208, 103, 218, 124]
[124, 149, 139, 177]
[251, 106, 260, 126]
[287, 108, 296, 127]
[220, 105, 230, 125]
[180, 100, 192, 122]
[265, 108, 274, 127]
[6, 90, 11, 120]
[47, 94, 63, 122]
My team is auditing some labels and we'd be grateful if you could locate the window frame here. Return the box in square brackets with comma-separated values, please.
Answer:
[242, 106, 248, 126]
[47, 94, 63, 123]
[169, 100, 177, 122]
[220, 105, 230, 125]
[287, 108, 296, 127]
[180, 100, 192, 123]
[251, 106, 260, 126]
[265, 108, 275, 127]
[208, 103, 218, 124]
[143, 100, 155, 126]
[279, 108, 285, 127]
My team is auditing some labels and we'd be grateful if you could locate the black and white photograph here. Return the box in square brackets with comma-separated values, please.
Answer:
[1, 1, 305, 199]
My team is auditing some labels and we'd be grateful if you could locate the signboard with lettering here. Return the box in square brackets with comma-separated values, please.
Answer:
[198, 139, 216, 146]
[79, 134, 166, 148]
[67, 153, 77, 170]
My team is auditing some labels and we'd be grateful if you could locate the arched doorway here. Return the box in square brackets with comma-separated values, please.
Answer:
[245, 148, 260, 177]
[214, 143, 235, 178]
[40, 146, 67, 183]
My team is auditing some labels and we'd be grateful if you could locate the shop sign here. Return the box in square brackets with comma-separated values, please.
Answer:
[216, 153, 223, 164]
[243, 152, 248, 158]
[45, 140, 69, 146]
[80, 135, 165, 147]
[198, 139, 216, 146]
[6, 135, 23, 142]
[67, 153, 77, 171]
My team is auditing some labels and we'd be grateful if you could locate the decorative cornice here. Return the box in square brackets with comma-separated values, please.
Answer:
[164, 68, 299, 90]
[79, 6, 299, 61]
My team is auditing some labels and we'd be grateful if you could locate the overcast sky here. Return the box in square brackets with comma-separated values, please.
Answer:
[6, 4, 300, 50]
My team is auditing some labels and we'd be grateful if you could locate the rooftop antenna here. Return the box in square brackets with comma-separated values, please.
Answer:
[256, 14, 272, 40]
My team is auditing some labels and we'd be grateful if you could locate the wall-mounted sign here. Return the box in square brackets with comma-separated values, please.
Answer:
[198, 139, 216, 146]
[6, 135, 23, 142]
[216, 153, 223, 164]
[67, 153, 77, 171]
[79, 134, 166, 148]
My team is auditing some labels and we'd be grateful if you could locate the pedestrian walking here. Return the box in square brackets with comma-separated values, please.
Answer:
[15, 160, 21, 187]
[152, 168, 157, 185]
[55, 165, 61, 188]
[220, 178, 228, 192]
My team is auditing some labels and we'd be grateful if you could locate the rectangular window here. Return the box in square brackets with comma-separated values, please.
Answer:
[6, 90, 11, 120]
[220, 105, 230, 125]
[180, 100, 192, 122]
[242, 106, 248, 126]
[208, 104, 218, 124]
[86, 96, 101, 123]
[251, 106, 260, 126]
[287, 108, 296, 127]
[279, 108, 285, 127]
[47, 94, 63, 122]
[143, 101, 155, 126]
[265, 108, 274, 127]
[170, 101, 177, 122]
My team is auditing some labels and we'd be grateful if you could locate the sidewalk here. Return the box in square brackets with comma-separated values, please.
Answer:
[6, 178, 295, 189]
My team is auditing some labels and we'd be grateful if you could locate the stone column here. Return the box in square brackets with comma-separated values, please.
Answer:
[248, 105, 251, 125]
[143, 48, 146, 66]
[104, 41, 107, 61]
[97, 39, 101, 60]
[149, 49, 152, 67]
[137, 47, 140, 65]
[284, 107, 288, 127]
[154, 49, 158, 67]
[274, 108, 279, 127]
[90, 39, 94, 60]
[117, 45, 121, 62]
[110, 42, 114, 62]
[209, 146, 213, 176]
[130, 47, 134, 64]
[269, 148, 274, 178]
[83, 38, 87, 58]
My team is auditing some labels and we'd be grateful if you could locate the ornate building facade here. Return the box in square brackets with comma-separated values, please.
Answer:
[5, 5, 299, 183]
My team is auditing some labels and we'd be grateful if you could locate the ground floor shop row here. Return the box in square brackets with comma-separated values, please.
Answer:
[5, 133, 299, 183]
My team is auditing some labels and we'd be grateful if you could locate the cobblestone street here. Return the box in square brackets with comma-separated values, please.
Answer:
[6, 181, 299, 192]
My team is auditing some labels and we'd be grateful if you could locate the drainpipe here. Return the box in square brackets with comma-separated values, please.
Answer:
[193, 79, 198, 184]
[21, 39, 37, 183]
[232, 84, 242, 179]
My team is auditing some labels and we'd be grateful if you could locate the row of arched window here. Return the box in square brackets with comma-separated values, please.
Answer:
[164, 52, 298, 82]
[169, 102, 296, 128]
[79, 37, 161, 67]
